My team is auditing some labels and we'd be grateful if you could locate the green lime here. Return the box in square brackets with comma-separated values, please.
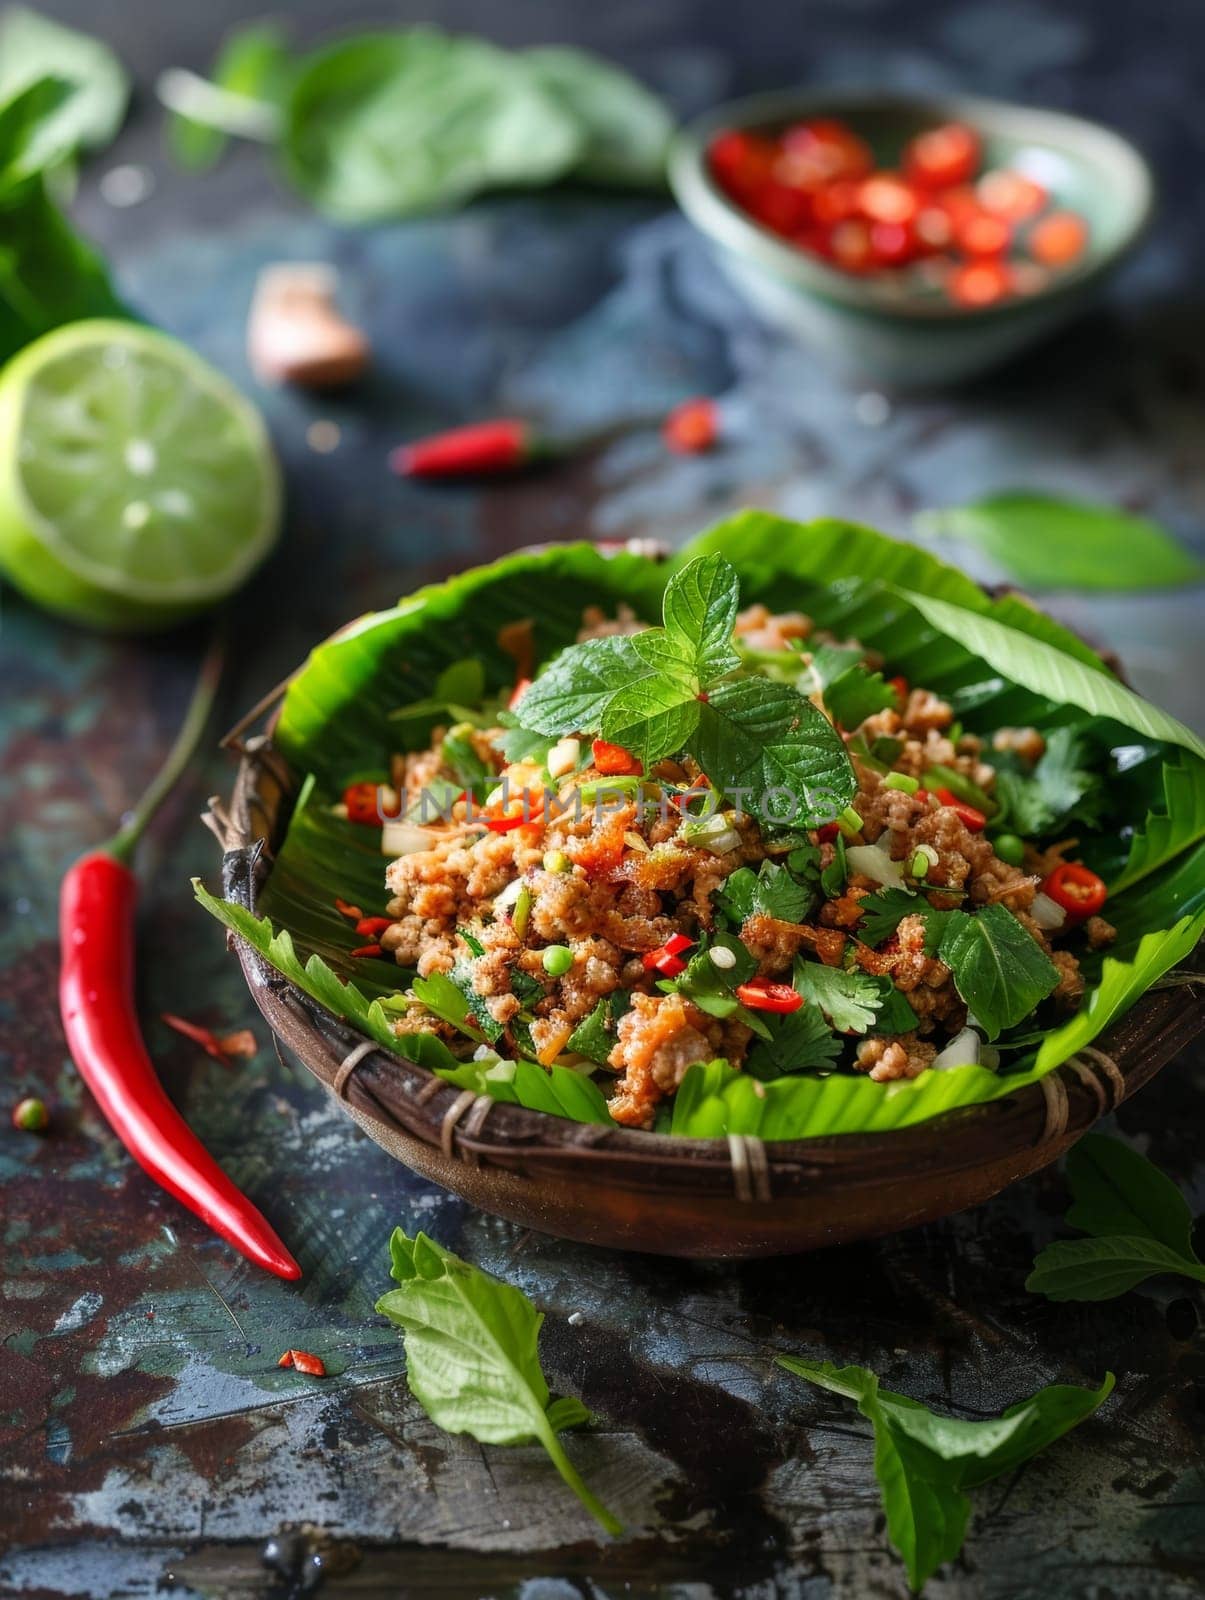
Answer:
[0, 319, 281, 630]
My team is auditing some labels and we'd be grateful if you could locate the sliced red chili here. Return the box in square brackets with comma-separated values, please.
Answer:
[663, 398, 720, 455]
[484, 813, 531, 833]
[642, 933, 694, 974]
[334, 897, 363, 921]
[592, 739, 643, 777]
[350, 943, 384, 959]
[888, 675, 909, 706]
[817, 822, 841, 844]
[1043, 863, 1107, 920]
[343, 781, 384, 826]
[389, 418, 534, 479]
[354, 916, 392, 938]
[161, 1012, 228, 1063]
[735, 980, 804, 1014]
[278, 1349, 327, 1376]
[508, 677, 532, 711]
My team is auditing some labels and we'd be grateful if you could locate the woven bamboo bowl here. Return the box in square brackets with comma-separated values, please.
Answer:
[208, 722, 1204, 1259]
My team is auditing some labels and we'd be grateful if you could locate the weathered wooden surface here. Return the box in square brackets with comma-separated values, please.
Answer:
[2, 1, 1204, 1596]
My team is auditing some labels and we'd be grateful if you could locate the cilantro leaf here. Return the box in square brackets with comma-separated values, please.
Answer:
[936, 904, 1060, 1040]
[695, 676, 855, 825]
[745, 1003, 842, 1079]
[794, 960, 883, 1033]
[778, 1358, 1113, 1592]
[993, 726, 1103, 836]
[513, 634, 644, 737]
[715, 860, 817, 926]
[857, 887, 918, 946]
[661, 933, 771, 1038]
[377, 1229, 620, 1534]
[866, 977, 920, 1033]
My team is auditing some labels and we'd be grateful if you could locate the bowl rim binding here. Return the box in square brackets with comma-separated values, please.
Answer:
[669, 85, 1157, 324]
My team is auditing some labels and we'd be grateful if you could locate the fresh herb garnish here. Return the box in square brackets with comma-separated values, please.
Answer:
[936, 904, 1060, 1040]
[857, 886, 919, 946]
[513, 555, 855, 824]
[411, 969, 492, 1044]
[744, 1004, 842, 1079]
[565, 993, 626, 1064]
[993, 726, 1102, 837]
[658, 934, 771, 1039]
[778, 1357, 1113, 1592]
[716, 859, 817, 926]
[377, 1228, 620, 1534]
[866, 977, 921, 1034]
[820, 833, 847, 898]
[1026, 1134, 1205, 1301]
[793, 960, 883, 1034]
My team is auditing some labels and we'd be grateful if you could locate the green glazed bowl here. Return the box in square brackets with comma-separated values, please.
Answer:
[669, 88, 1156, 388]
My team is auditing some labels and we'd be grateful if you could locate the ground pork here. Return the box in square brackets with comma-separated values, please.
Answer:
[577, 603, 647, 640]
[607, 992, 750, 1127]
[734, 602, 813, 651]
[993, 726, 1046, 764]
[854, 1032, 938, 1082]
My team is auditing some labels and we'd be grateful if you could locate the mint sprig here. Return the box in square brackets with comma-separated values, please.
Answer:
[512, 554, 855, 825]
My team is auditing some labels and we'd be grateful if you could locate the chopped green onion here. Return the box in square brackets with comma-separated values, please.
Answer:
[909, 849, 931, 879]
[837, 805, 864, 838]
[884, 772, 919, 794]
[512, 884, 532, 938]
[993, 832, 1025, 867]
[575, 776, 651, 802]
[542, 945, 573, 977]
[542, 849, 570, 874]
[922, 764, 994, 815]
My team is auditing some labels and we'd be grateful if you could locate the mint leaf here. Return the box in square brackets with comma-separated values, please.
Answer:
[793, 960, 883, 1033]
[660, 550, 741, 680]
[745, 1004, 842, 1078]
[857, 887, 918, 946]
[696, 676, 855, 824]
[378, 1228, 620, 1534]
[600, 675, 700, 765]
[513, 634, 643, 736]
[779, 1357, 1113, 1591]
[937, 904, 1059, 1040]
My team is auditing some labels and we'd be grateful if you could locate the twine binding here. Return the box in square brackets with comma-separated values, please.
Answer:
[727, 1134, 772, 1204]
[440, 1089, 479, 1158]
[332, 1039, 376, 1101]
[1039, 1073, 1069, 1143]
[1077, 1045, 1125, 1106]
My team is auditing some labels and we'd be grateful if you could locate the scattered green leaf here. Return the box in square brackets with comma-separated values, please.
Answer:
[937, 904, 1060, 1040]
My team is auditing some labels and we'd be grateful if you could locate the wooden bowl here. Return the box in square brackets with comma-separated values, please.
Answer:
[208, 728, 1204, 1259]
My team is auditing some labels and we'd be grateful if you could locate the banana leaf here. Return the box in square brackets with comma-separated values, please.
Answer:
[202, 516, 1204, 1139]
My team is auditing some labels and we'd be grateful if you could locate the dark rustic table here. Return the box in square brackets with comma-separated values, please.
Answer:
[2, 2, 1203, 1596]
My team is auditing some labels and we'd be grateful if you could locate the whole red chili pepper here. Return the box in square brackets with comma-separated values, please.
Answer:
[389, 418, 539, 479]
[58, 635, 301, 1282]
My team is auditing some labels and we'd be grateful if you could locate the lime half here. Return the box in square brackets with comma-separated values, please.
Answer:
[0, 319, 281, 630]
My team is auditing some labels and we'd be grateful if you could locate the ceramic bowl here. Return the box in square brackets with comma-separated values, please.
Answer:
[669, 88, 1155, 388]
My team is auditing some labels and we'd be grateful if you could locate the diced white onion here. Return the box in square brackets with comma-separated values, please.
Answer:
[546, 737, 581, 779]
[381, 820, 440, 857]
[845, 844, 907, 889]
[932, 1027, 981, 1071]
[492, 878, 523, 913]
[709, 944, 737, 970]
[1031, 892, 1067, 931]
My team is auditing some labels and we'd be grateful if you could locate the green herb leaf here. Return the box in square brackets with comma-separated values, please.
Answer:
[993, 727, 1102, 837]
[778, 1357, 1113, 1590]
[716, 860, 816, 925]
[283, 29, 584, 223]
[411, 970, 491, 1045]
[0, 8, 129, 159]
[1025, 1236, 1205, 1302]
[744, 1005, 842, 1079]
[657, 550, 740, 681]
[936, 904, 1060, 1041]
[600, 674, 700, 767]
[168, 22, 290, 170]
[822, 663, 900, 731]
[695, 675, 855, 825]
[793, 961, 883, 1034]
[916, 493, 1205, 592]
[857, 887, 919, 946]
[523, 46, 672, 187]
[1025, 1134, 1205, 1302]
[660, 934, 770, 1038]
[377, 1228, 620, 1533]
[820, 833, 847, 898]
[866, 977, 921, 1034]
[566, 995, 622, 1065]
[513, 634, 645, 738]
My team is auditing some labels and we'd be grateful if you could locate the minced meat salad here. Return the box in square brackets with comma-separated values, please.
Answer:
[339, 555, 1115, 1130]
